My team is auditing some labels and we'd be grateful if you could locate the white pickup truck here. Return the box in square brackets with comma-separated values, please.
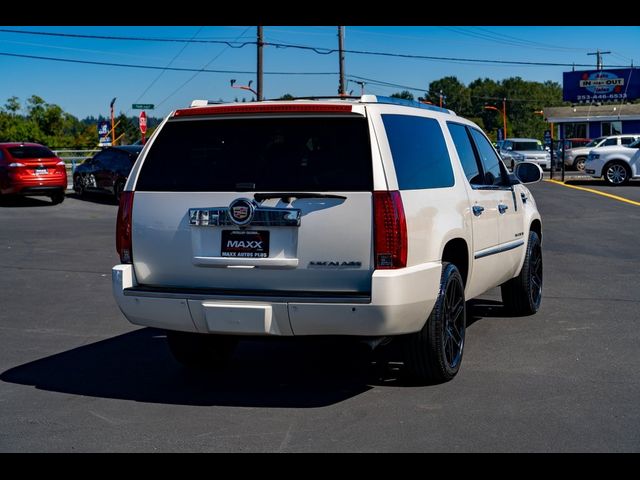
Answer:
[112, 95, 544, 383]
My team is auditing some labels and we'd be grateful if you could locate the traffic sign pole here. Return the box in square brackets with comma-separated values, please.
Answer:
[139, 111, 148, 145]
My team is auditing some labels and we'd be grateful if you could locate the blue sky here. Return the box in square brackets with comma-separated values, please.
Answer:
[0, 26, 638, 119]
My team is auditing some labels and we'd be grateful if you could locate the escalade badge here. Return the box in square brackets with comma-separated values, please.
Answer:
[229, 198, 256, 226]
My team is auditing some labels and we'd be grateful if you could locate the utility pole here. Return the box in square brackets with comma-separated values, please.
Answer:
[503, 97, 507, 139]
[587, 50, 611, 70]
[257, 26, 263, 101]
[338, 26, 346, 96]
[110, 97, 116, 146]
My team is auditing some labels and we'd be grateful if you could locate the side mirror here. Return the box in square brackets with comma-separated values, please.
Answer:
[514, 161, 542, 184]
[505, 146, 512, 151]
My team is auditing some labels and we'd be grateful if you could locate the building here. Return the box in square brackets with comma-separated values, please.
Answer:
[543, 103, 640, 140]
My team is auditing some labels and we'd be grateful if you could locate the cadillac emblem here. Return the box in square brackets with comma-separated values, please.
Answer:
[228, 198, 255, 226]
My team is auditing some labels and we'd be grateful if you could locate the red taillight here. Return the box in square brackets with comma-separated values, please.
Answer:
[174, 103, 353, 116]
[116, 191, 134, 264]
[373, 191, 407, 269]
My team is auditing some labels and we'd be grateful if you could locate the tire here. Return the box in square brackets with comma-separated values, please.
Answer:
[403, 262, 466, 384]
[603, 161, 630, 186]
[574, 157, 586, 172]
[50, 190, 65, 205]
[73, 175, 84, 196]
[166, 331, 237, 370]
[501, 231, 543, 316]
[114, 180, 125, 204]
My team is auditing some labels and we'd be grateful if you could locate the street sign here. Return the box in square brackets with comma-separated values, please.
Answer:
[543, 129, 552, 145]
[497, 128, 504, 142]
[139, 111, 147, 135]
[132, 103, 154, 109]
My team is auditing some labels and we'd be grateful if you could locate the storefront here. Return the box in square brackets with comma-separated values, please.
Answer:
[543, 104, 640, 140]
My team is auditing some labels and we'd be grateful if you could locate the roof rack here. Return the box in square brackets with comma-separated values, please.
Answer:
[361, 95, 455, 115]
[189, 95, 455, 115]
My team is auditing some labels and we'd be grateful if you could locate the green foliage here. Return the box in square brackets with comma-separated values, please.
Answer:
[278, 93, 295, 100]
[0, 95, 162, 147]
[390, 90, 415, 100]
[427, 76, 564, 140]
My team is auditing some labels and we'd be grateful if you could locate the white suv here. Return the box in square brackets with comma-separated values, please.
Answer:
[563, 134, 640, 172]
[585, 138, 640, 185]
[112, 95, 544, 383]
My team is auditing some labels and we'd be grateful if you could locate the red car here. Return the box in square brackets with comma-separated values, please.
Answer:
[0, 142, 67, 204]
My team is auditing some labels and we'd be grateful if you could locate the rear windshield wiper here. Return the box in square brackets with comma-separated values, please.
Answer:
[254, 192, 347, 203]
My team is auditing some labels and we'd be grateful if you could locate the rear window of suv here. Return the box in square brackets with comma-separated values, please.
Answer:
[381, 114, 453, 189]
[136, 117, 373, 192]
[8, 146, 56, 158]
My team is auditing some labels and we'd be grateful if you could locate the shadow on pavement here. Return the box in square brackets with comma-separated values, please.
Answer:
[1, 328, 375, 408]
[65, 192, 119, 206]
[0, 195, 55, 208]
[1, 302, 510, 405]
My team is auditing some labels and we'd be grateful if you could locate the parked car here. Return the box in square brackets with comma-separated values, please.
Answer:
[584, 138, 640, 185]
[112, 95, 543, 384]
[73, 145, 143, 202]
[563, 134, 640, 172]
[499, 138, 551, 171]
[0, 142, 67, 204]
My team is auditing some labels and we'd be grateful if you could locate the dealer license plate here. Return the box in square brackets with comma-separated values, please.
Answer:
[221, 230, 269, 258]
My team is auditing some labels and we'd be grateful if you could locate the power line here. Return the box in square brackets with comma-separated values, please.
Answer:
[131, 26, 205, 110]
[156, 26, 252, 108]
[1, 28, 633, 68]
[0, 51, 335, 75]
[268, 41, 626, 68]
[0, 28, 255, 47]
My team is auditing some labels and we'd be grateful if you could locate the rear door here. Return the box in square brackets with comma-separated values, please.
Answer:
[468, 128, 524, 282]
[131, 111, 375, 295]
[447, 123, 501, 296]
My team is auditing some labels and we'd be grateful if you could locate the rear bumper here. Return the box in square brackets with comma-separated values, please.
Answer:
[4, 177, 67, 195]
[112, 262, 442, 336]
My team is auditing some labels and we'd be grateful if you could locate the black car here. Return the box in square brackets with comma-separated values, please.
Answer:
[73, 145, 142, 202]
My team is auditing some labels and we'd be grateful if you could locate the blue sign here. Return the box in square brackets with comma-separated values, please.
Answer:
[97, 121, 111, 146]
[97, 121, 108, 136]
[563, 68, 640, 102]
[543, 130, 551, 145]
[497, 128, 504, 142]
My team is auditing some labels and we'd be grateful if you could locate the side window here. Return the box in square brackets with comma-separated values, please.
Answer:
[382, 114, 454, 189]
[602, 138, 617, 146]
[621, 137, 636, 145]
[469, 128, 505, 186]
[447, 122, 482, 185]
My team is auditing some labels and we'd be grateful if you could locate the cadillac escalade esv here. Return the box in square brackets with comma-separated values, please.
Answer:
[112, 95, 543, 383]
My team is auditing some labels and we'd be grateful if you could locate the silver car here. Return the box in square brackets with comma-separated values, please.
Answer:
[499, 138, 550, 171]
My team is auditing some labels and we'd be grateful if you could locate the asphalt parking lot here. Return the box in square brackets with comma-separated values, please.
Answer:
[1, 183, 639, 452]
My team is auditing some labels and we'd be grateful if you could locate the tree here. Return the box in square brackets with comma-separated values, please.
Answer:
[278, 93, 295, 100]
[3, 96, 20, 114]
[391, 90, 415, 100]
[427, 77, 471, 114]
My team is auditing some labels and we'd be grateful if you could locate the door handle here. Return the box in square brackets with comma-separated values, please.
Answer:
[520, 192, 528, 204]
[498, 203, 509, 214]
[472, 205, 485, 216]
